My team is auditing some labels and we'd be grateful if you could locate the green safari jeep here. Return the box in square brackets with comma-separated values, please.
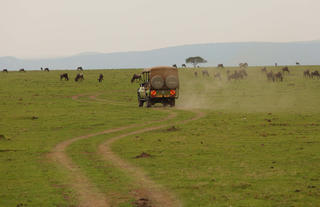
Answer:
[137, 66, 179, 107]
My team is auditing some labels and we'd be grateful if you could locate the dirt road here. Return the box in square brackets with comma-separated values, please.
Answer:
[48, 94, 204, 207]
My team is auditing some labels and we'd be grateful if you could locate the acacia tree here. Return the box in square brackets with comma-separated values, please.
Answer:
[185, 56, 207, 68]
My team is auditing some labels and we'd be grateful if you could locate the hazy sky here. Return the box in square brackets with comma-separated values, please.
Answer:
[1, 0, 320, 58]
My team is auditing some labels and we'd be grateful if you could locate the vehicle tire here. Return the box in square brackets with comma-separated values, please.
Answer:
[151, 75, 164, 89]
[138, 100, 144, 107]
[165, 75, 179, 89]
[170, 99, 175, 107]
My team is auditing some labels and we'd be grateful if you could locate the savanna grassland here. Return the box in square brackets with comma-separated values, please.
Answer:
[0, 66, 320, 207]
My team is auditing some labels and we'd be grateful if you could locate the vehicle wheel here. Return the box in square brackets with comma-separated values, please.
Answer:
[138, 100, 144, 107]
[170, 99, 175, 107]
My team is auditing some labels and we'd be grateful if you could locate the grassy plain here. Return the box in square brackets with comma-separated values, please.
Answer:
[1, 66, 320, 207]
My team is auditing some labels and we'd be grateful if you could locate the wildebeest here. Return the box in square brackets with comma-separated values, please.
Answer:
[240, 69, 248, 77]
[131, 74, 142, 83]
[202, 70, 209, 77]
[172, 64, 177, 68]
[60, 73, 69, 81]
[296, 62, 300, 65]
[2, 69, 8, 73]
[282, 67, 290, 74]
[213, 72, 221, 80]
[19, 68, 25, 72]
[228, 71, 239, 81]
[261, 67, 267, 73]
[194, 71, 198, 77]
[75, 73, 84, 82]
[266, 71, 274, 81]
[311, 71, 320, 79]
[77, 66, 83, 71]
[227, 73, 236, 81]
[303, 70, 311, 78]
[228, 70, 246, 81]
[217, 64, 224, 68]
[44, 68, 49, 72]
[239, 62, 248, 68]
[236, 70, 244, 79]
[98, 74, 104, 82]
[274, 72, 283, 82]
[181, 64, 187, 68]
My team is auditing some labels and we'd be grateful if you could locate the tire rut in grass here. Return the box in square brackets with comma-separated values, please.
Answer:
[98, 110, 205, 207]
[48, 93, 177, 207]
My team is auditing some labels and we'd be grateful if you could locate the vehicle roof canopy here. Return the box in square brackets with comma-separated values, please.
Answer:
[142, 66, 177, 73]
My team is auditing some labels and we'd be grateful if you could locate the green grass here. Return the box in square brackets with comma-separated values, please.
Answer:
[1, 66, 320, 207]
[0, 69, 167, 207]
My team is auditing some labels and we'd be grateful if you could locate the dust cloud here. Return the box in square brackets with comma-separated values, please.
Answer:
[176, 67, 319, 113]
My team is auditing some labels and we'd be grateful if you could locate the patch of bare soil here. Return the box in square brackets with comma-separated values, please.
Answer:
[135, 152, 151, 159]
[133, 198, 152, 207]
[166, 126, 179, 132]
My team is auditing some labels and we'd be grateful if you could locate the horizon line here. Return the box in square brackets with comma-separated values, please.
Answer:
[1, 39, 319, 60]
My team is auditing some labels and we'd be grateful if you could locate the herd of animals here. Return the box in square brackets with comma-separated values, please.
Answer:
[192, 68, 248, 81]
[261, 66, 320, 82]
[1, 66, 104, 82]
[2, 63, 320, 83]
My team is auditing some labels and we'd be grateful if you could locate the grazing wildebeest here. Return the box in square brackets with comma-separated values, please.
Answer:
[181, 64, 187, 68]
[235, 70, 244, 79]
[60, 73, 69, 81]
[77, 66, 83, 71]
[213, 72, 221, 80]
[131, 74, 141, 83]
[172, 64, 177, 68]
[217, 64, 224, 68]
[239, 62, 248, 68]
[19, 68, 25, 72]
[227, 73, 236, 81]
[194, 71, 198, 77]
[266, 71, 274, 81]
[44, 68, 49, 72]
[282, 67, 290, 74]
[274, 72, 283, 82]
[202, 70, 209, 77]
[296, 62, 300, 65]
[311, 71, 320, 79]
[240, 69, 248, 77]
[75, 73, 84, 82]
[228, 70, 246, 81]
[2, 69, 8, 73]
[98, 74, 104, 82]
[261, 67, 267, 73]
[303, 70, 311, 78]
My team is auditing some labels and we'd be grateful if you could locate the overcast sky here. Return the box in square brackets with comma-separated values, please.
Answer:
[1, 0, 320, 58]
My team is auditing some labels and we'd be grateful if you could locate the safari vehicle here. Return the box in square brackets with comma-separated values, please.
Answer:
[137, 66, 179, 107]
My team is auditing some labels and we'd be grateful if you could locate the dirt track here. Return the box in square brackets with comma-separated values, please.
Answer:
[48, 94, 204, 207]
[98, 110, 205, 207]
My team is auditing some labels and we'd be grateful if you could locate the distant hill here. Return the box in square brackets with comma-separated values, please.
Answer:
[1, 41, 320, 70]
